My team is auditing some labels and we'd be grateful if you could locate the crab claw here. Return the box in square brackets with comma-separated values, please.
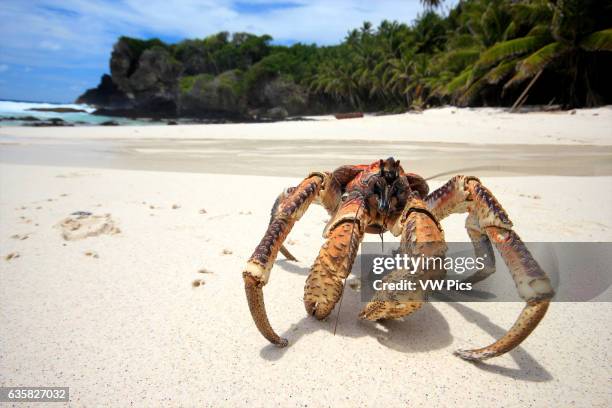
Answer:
[454, 299, 550, 361]
[242, 174, 328, 347]
[244, 274, 288, 347]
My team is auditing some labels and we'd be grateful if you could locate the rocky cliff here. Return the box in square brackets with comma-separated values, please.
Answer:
[78, 35, 329, 120]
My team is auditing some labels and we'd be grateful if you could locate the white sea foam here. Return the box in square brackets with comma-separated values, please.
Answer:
[0, 100, 95, 114]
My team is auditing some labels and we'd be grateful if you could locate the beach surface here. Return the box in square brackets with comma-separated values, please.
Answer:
[1, 108, 611, 407]
[2, 106, 612, 178]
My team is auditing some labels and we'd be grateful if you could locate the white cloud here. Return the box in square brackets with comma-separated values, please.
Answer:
[0, 0, 454, 70]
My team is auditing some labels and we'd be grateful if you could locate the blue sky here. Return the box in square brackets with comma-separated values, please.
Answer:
[0, 1, 453, 103]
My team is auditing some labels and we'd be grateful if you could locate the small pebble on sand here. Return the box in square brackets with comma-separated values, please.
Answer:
[192, 279, 205, 288]
[5, 252, 20, 261]
[11, 234, 29, 240]
[222, 249, 233, 255]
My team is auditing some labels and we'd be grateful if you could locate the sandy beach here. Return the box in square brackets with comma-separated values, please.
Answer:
[1, 108, 611, 406]
[2, 107, 612, 179]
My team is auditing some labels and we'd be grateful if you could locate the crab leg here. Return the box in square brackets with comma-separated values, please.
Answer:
[454, 227, 551, 360]
[304, 196, 368, 319]
[460, 212, 496, 284]
[361, 196, 447, 320]
[243, 173, 326, 347]
[426, 176, 554, 360]
[269, 187, 299, 261]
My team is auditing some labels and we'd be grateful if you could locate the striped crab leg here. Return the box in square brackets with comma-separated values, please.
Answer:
[426, 176, 554, 361]
[360, 196, 447, 320]
[269, 187, 299, 261]
[243, 173, 328, 347]
[304, 194, 369, 320]
[242, 172, 341, 347]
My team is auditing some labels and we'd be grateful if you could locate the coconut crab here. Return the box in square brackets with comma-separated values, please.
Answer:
[243, 158, 554, 361]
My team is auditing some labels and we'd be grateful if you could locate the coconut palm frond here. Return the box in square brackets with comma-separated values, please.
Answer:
[510, 0, 552, 27]
[503, 41, 568, 90]
[447, 34, 481, 49]
[475, 36, 547, 69]
[440, 47, 481, 72]
[458, 76, 487, 106]
[580, 28, 612, 52]
[444, 68, 472, 96]
[420, 0, 443, 9]
[502, 21, 517, 41]
[526, 24, 551, 38]
[484, 59, 518, 85]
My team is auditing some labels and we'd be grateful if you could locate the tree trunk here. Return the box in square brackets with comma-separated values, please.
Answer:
[511, 70, 543, 112]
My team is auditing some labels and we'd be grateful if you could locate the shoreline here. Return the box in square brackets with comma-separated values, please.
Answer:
[2, 106, 611, 144]
[1, 107, 611, 178]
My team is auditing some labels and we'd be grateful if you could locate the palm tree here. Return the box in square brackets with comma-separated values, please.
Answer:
[421, 0, 443, 8]
[308, 0, 612, 110]
[311, 58, 362, 109]
[386, 51, 416, 105]
[459, 0, 612, 107]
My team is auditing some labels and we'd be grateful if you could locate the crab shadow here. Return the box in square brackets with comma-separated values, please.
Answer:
[260, 277, 453, 360]
[261, 259, 552, 383]
[263, 254, 453, 360]
[275, 259, 310, 276]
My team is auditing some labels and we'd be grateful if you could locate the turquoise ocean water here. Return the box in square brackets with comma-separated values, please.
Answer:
[0, 100, 153, 126]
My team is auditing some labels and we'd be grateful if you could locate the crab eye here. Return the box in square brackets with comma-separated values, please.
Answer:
[341, 192, 349, 202]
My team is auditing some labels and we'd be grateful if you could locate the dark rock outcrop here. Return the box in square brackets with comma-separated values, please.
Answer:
[77, 37, 322, 120]
[27, 107, 87, 113]
[178, 70, 247, 118]
[76, 74, 130, 109]
[29, 118, 74, 127]
[252, 77, 308, 115]
[111, 43, 183, 117]
[264, 107, 288, 120]
[78, 39, 183, 117]
[0, 116, 40, 121]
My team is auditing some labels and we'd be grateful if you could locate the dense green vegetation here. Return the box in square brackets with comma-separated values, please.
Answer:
[118, 0, 612, 111]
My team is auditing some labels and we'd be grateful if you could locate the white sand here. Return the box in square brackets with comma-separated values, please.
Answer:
[1, 108, 611, 406]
